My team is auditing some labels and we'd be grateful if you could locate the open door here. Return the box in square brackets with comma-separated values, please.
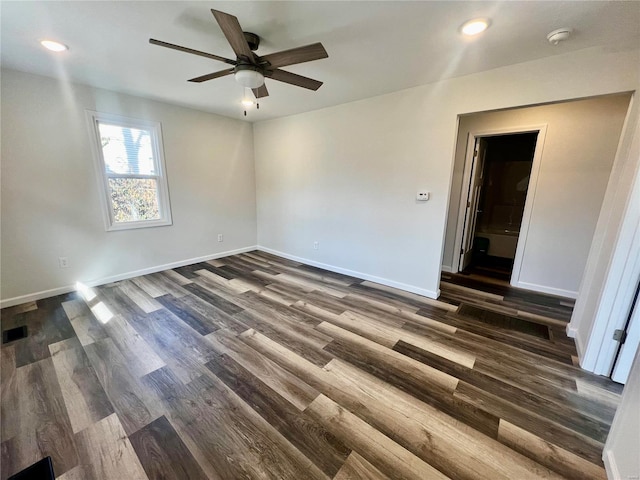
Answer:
[611, 280, 640, 383]
[459, 137, 487, 271]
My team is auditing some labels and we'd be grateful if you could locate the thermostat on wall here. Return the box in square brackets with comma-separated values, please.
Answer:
[416, 191, 430, 201]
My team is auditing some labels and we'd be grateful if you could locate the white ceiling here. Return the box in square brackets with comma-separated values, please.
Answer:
[2, 1, 639, 122]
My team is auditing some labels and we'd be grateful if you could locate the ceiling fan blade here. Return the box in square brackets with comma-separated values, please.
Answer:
[252, 84, 269, 98]
[268, 69, 323, 91]
[211, 9, 254, 61]
[149, 39, 236, 65]
[188, 68, 235, 83]
[260, 43, 328, 69]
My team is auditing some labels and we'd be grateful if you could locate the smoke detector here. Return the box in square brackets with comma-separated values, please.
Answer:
[547, 28, 572, 45]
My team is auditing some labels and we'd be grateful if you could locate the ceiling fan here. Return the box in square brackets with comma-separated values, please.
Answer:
[149, 9, 328, 99]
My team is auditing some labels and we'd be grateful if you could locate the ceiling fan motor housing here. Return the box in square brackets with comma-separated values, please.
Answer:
[243, 32, 260, 51]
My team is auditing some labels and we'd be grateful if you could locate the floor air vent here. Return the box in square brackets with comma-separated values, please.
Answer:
[2, 325, 28, 344]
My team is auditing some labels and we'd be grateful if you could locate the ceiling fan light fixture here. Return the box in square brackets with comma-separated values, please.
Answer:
[461, 18, 490, 36]
[235, 67, 264, 89]
[241, 98, 254, 107]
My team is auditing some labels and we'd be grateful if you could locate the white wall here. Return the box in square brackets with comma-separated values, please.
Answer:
[254, 46, 640, 298]
[442, 95, 631, 298]
[1, 69, 257, 305]
[603, 348, 640, 479]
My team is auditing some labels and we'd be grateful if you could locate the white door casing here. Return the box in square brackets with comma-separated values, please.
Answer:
[578, 145, 640, 380]
[451, 125, 547, 288]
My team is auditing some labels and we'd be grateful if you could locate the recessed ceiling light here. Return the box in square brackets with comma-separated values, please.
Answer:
[40, 40, 68, 52]
[461, 18, 490, 36]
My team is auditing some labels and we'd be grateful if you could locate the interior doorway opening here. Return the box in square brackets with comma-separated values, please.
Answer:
[457, 130, 540, 284]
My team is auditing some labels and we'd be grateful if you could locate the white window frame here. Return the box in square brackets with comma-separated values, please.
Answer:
[86, 111, 173, 231]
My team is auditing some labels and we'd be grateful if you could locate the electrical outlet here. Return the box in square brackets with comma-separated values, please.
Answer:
[313, 241, 319, 250]
[217, 234, 223, 242]
[59, 257, 69, 268]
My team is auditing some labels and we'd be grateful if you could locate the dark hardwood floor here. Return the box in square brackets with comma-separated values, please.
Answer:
[1, 251, 621, 479]
[441, 270, 576, 322]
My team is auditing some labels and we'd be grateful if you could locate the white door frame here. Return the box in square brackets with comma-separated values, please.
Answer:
[451, 125, 548, 289]
[565, 91, 638, 381]
[580, 161, 640, 377]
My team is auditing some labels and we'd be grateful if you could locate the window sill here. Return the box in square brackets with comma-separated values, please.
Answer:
[106, 218, 173, 232]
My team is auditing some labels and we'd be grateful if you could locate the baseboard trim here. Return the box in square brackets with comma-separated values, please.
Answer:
[603, 448, 620, 480]
[441, 265, 454, 273]
[0, 246, 258, 309]
[566, 323, 585, 366]
[514, 281, 578, 299]
[0, 285, 79, 309]
[574, 333, 585, 367]
[257, 246, 439, 299]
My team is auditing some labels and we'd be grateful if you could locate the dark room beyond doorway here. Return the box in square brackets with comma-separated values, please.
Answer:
[462, 132, 537, 281]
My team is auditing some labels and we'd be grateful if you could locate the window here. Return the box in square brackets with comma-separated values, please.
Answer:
[87, 111, 172, 231]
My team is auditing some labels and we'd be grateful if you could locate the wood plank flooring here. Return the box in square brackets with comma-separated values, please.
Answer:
[1, 251, 622, 479]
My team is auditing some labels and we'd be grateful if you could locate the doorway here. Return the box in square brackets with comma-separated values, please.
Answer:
[455, 128, 543, 284]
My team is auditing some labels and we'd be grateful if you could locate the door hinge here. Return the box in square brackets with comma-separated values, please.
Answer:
[613, 329, 627, 344]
